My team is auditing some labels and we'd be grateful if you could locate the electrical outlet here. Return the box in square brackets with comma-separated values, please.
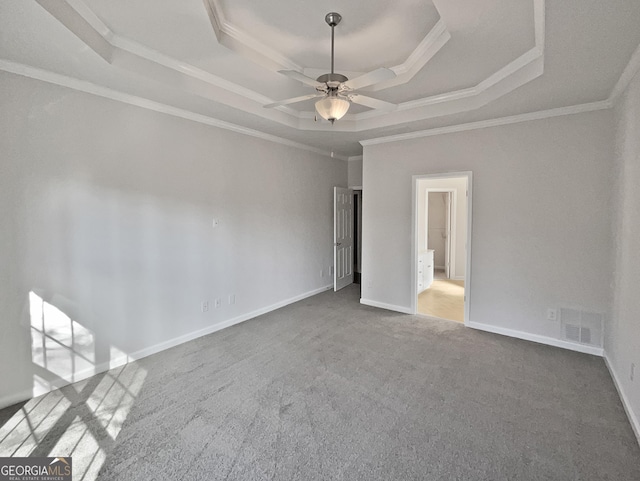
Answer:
[631, 363, 635, 382]
[201, 301, 209, 312]
[320, 269, 323, 277]
[214, 298, 222, 308]
[228, 294, 236, 305]
[546, 308, 557, 321]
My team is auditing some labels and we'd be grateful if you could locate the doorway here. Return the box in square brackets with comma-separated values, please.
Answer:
[412, 173, 472, 324]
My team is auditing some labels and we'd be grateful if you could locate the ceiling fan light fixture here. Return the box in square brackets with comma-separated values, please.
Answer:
[266, 12, 396, 121]
[315, 96, 350, 124]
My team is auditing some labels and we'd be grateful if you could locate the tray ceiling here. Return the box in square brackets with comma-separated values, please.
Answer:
[1, 0, 640, 156]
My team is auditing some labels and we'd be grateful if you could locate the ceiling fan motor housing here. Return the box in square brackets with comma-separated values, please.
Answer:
[316, 73, 349, 89]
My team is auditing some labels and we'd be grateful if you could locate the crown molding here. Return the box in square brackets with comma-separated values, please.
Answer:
[35, 0, 300, 128]
[347, 46, 542, 124]
[534, 0, 546, 50]
[271, 0, 546, 128]
[0, 59, 348, 161]
[366, 20, 451, 92]
[6, 0, 640, 161]
[35, 0, 546, 132]
[203, 0, 451, 90]
[355, 0, 545, 118]
[359, 101, 612, 146]
[20, 0, 635, 151]
[610, 41, 640, 102]
[43, 0, 270, 107]
[202, 0, 302, 72]
[109, 35, 272, 106]
[0, 57, 624, 160]
[294, 52, 544, 131]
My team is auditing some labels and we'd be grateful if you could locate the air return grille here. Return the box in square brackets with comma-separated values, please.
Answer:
[560, 308, 603, 347]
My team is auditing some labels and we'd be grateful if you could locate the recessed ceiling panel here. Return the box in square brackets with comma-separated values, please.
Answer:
[84, 0, 216, 61]
[376, 0, 536, 102]
[218, 0, 440, 72]
[81, 0, 310, 99]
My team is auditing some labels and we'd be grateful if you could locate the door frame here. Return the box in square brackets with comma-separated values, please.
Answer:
[425, 188, 456, 279]
[411, 172, 473, 325]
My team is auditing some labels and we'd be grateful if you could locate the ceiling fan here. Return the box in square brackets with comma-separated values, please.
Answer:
[264, 12, 397, 124]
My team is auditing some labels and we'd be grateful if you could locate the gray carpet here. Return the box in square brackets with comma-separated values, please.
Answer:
[1, 284, 639, 480]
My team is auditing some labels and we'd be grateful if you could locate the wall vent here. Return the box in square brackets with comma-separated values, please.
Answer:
[560, 308, 603, 347]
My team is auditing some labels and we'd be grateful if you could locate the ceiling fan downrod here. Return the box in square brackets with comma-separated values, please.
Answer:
[326, 12, 341, 75]
[316, 13, 348, 88]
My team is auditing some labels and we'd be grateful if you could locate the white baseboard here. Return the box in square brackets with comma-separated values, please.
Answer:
[360, 298, 413, 314]
[0, 284, 332, 410]
[127, 284, 333, 363]
[467, 321, 604, 356]
[604, 353, 640, 447]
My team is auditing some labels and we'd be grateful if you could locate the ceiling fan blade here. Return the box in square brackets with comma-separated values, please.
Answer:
[264, 93, 324, 109]
[278, 70, 324, 88]
[342, 68, 396, 90]
[349, 94, 397, 111]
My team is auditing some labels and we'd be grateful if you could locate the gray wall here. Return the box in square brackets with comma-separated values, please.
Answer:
[362, 110, 615, 342]
[0, 71, 347, 407]
[609, 65, 640, 437]
[348, 158, 363, 188]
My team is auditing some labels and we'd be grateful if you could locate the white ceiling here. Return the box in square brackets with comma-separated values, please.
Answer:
[1, 0, 640, 157]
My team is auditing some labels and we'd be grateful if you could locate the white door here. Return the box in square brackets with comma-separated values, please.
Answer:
[334, 187, 354, 291]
